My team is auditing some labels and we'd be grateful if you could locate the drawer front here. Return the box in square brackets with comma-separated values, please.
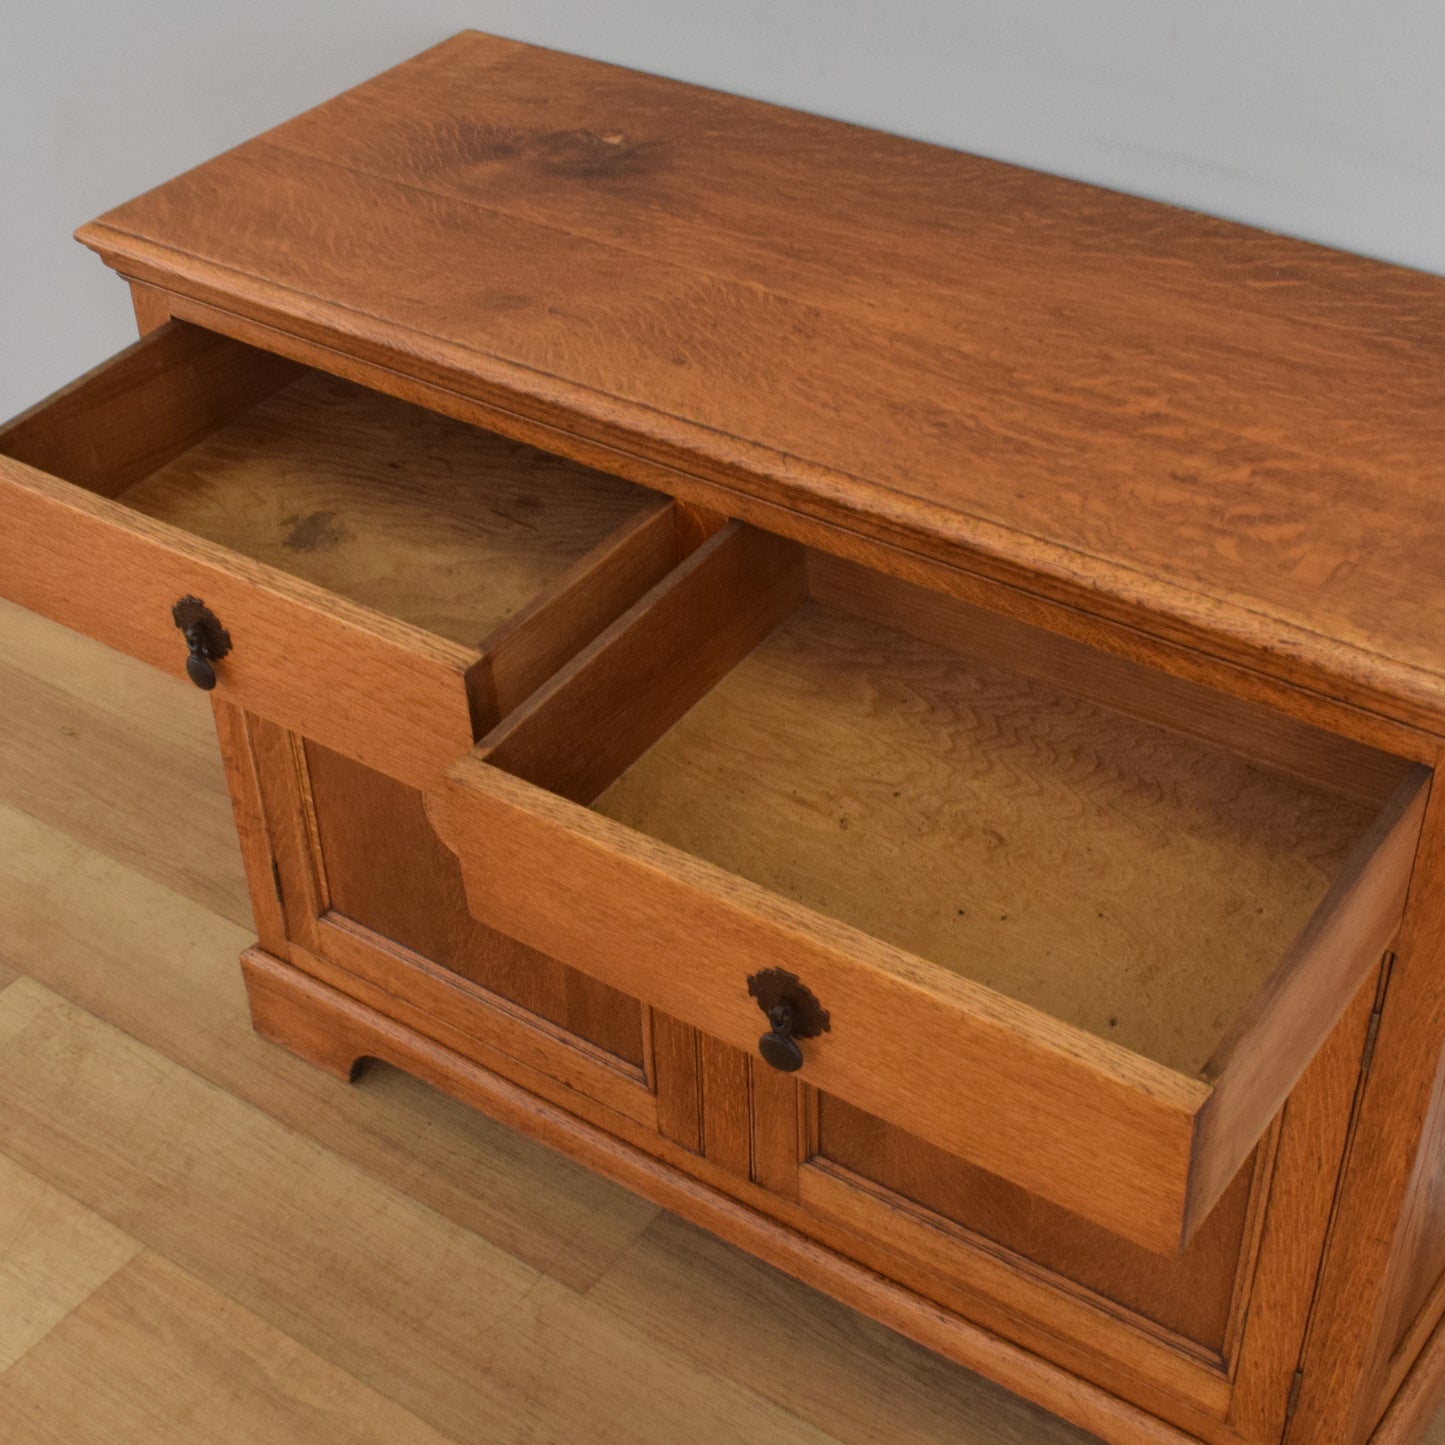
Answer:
[0, 324, 479, 791]
[0, 460, 482, 791]
[430, 756, 1202, 1250]
[426, 521, 1431, 1254]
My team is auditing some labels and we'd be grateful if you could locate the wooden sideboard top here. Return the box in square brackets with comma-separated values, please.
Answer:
[77, 30, 1445, 734]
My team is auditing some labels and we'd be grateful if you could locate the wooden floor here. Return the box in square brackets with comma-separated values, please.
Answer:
[0, 594, 1437, 1445]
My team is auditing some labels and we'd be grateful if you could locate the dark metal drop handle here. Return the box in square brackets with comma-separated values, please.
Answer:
[759, 1000, 805, 1073]
[747, 967, 830, 1074]
[171, 596, 232, 691]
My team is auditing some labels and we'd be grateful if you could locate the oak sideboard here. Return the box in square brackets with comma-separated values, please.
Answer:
[5, 31, 1445, 1444]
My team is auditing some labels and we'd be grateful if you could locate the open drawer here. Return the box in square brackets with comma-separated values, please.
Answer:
[0, 320, 694, 790]
[428, 521, 1432, 1253]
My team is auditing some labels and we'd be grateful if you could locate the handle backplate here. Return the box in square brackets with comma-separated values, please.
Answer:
[747, 967, 830, 1073]
[171, 595, 232, 691]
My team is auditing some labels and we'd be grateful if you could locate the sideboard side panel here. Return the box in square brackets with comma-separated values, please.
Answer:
[1292, 763, 1445, 1443]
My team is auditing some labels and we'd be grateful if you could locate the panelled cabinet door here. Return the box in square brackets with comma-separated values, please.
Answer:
[245, 717, 700, 1139]
[707, 963, 1385, 1445]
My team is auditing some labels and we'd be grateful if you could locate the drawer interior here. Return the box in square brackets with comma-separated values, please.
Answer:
[592, 592, 1360, 1074]
[118, 369, 654, 649]
[0, 324, 660, 651]
[479, 524, 1419, 1077]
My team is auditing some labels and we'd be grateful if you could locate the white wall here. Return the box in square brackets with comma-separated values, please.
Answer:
[3, 1, 1443, 417]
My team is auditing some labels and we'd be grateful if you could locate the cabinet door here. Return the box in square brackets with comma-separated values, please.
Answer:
[701, 966, 1384, 1444]
[245, 716, 698, 1138]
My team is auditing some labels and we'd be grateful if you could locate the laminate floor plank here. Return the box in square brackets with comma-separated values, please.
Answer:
[0, 1141, 141, 1373]
[0, 801, 656, 1294]
[0, 598, 247, 927]
[588, 1211, 1097, 1445]
[0, 1251, 457, 1445]
[0, 980, 832, 1445]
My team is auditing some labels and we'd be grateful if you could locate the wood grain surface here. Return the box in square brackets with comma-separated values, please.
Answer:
[0, 1251, 460, 1445]
[75, 30, 1445, 734]
[0, 1152, 140, 1374]
[1290, 773, 1445, 1442]
[811, 1092, 1256, 1352]
[119, 366, 652, 649]
[0, 598, 245, 926]
[0, 320, 298, 500]
[483, 520, 807, 805]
